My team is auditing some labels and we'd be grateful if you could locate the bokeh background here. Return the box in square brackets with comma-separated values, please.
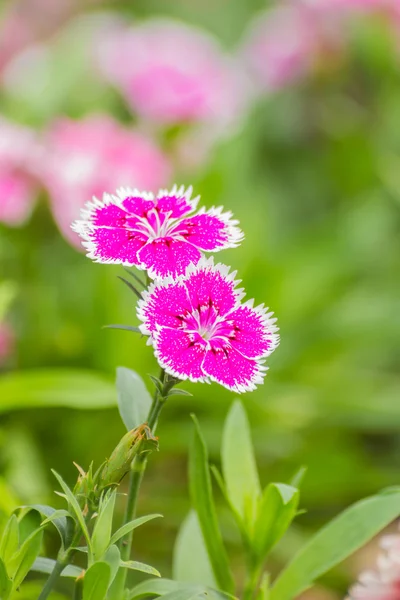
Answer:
[1, 0, 400, 597]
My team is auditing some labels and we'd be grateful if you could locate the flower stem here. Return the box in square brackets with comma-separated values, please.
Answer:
[38, 556, 67, 600]
[110, 369, 173, 599]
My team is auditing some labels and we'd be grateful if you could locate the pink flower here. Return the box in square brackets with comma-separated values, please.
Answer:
[241, 1, 343, 92]
[348, 531, 400, 600]
[137, 258, 279, 393]
[72, 185, 243, 279]
[95, 18, 246, 128]
[0, 117, 39, 227]
[40, 115, 171, 247]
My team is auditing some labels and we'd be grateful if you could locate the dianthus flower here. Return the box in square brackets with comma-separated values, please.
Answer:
[95, 18, 246, 129]
[348, 530, 400, 600]
[0, 117, 40, 226]
[72, 185, 243, 279]
[41, 115, 170, 248]
[137, 258, 279, 393]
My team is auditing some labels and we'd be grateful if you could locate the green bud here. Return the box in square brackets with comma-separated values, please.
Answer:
[99, 424, 158, 489]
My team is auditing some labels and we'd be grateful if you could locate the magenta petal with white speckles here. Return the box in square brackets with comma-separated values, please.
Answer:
[72, 185, 243, 279]
[137, 258, 280, 393]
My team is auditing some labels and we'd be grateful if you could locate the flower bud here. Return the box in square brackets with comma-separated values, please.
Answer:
[99, 424, 158, 489]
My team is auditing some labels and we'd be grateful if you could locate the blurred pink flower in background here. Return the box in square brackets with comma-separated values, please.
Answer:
[0, 117, 40, 226]
[95, 18, 247, 129]
[348, 531, 400, 600]
[0, 0, 75, 75]
[0, 322, 15, 365]
[241, 1, 344, 93]
[40, 115, 171, 247]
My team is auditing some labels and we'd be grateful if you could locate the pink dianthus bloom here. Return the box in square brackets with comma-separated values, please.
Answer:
[72, 185, 243, 280]
[348, 531, 400, 600]
[0, 117, 39, 226]
[40, 115, 171, 248]
[95, 18, 246, 128]
[241, 1, 343, 92]
[137, 258, 279, 393]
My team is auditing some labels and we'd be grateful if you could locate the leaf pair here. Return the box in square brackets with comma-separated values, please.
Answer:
[0, 513, 43, 599]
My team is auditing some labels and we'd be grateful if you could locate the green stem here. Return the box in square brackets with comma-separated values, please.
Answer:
[242, 561, 263, 600]
[110, 369, 173, 599]
[37, 556, 68, 600]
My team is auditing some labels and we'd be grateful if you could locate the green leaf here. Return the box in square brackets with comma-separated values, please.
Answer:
[0, 369, 116, 412]
[253, 483, 299, 561]
[117, 276, 142, 300]
[189, 416, 235, 594]
[83, 561, 111, 600]
[31, 557, 83, 578]
[127, 579, 234, 600]
[10, 528, 43, 589]
[271, 491, 400, 600]
[116, 367, 152, 431]
[109, 513, 162, 547]
[51, 471, 92, 555]
[151, 589, 204, 600]
[128, 579, 190, 599]
[103, 325, 141, 334]
[173, 510, 216, 587]
[222, 401, 261, 527]
[0, 515, 19, 564]
[92, 491, 116, 560]
[0, 557, 12, 599]
[27, 504, 72, 548]
[120, 560, 161, 577]
[103, 545, 121, 585]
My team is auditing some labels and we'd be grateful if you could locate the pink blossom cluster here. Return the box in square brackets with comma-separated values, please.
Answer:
[0, 114, 171, 247]
[72, 185, 279, 393]
[348, 530, 400, 600]
[95, 18, 247, 131]
[0, 117, 40, 227]
[241, 0, 400, 93]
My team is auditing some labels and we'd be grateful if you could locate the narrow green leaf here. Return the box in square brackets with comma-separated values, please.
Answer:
[127, 579, 235, 600]
[168, 389, 193, 398]
[117, 276, 142, 299]
[253, 484, 299, 561]
[103, 325, 141, 333]
[222, 401, 261, 527]
[103, 545, 121, 585]
[116, 367, 152, 431]
[51, 471, 92, 554]
[271, 491, 400, 600]
[31, 557, 83, 578]
[120, 560, 161, 577]
[0, 369, 116, 412]
[109, 514, 162, 547]
[152, 589, 203, 600]
[0, 515, 19, 564]
[256, 574, 270, 600]
[83, 562, 111, 600]
[173, 510, 216, 587]
[11, 528, 43, 589]
[289, 467, 307, 488]
[0, 557, 12, 599]
[189, 416, 235, 594]
[92, 491, 116, 560]
[128, 579, 190, 599]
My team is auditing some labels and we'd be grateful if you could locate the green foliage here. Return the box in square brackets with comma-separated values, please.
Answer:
[0, 370, 116, 412]
[83, 561, 111, 600]
[116, 367, 152, 431]
[271, 489, 400, 600]
[92, 490, 117, 561]
[252, 483, 299, 563]
[173, 510, 216, 587]
[189, 416, 235, 594]
[221, 401, 261, 529]
[0, 514, 43, 599]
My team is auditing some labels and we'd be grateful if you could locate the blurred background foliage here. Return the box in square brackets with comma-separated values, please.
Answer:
[1, 0, 400, 597]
